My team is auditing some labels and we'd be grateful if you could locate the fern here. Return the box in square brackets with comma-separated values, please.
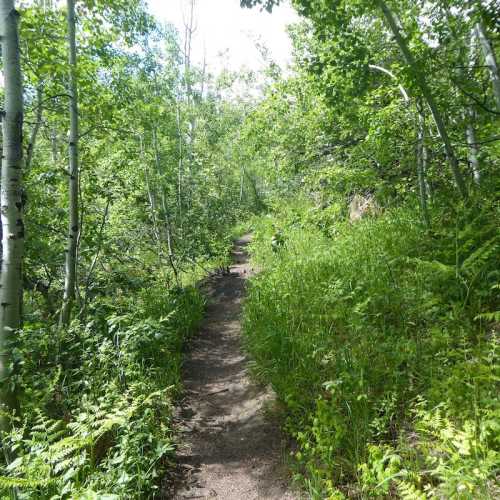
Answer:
[397, 480, 427, 500]
[460, 236, 499, 276]
[0, 476, 53, 489]
[475, 311, 500, 322]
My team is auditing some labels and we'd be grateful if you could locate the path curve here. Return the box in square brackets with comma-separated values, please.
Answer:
[170, 235, 295, 499]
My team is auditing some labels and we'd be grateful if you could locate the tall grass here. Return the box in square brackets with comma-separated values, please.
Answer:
[243, 199, 499, 498]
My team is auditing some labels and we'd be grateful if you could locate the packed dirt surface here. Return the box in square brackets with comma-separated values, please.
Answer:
[168, 235, 296, 499]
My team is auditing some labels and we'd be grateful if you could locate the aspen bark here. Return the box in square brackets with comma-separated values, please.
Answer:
[466, 29, 481, 184]
[0, 0, 24, 433]
[176, 102, 183, 222]
[25, 85, 43, 171]
[183, 0, 196, 211]
[475, 22, 500, 111]
[368, 64, 430, 219]
[60, 0, 79, 326]
[376, 0, 468, 199]
[239, 167, 245, 203]
[141, 134, 164, 270]
[152, 128, 179, 284]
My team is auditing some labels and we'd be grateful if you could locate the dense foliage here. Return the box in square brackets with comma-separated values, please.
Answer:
[239, 0, 500, 498]
[0, 0, 257, 497]
[0, 0, 498, 498]
[245, 198, 498, 498]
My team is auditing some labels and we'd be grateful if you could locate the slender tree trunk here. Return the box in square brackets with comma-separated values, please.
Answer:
[0, 0, 24, 437]
[376, 0, 468, 199]
[60, 0, 79, 326]
[152, 127, 179, 283]
[176, 103, 183, 223]
[417, 106, 430, 226]
[368, 64, 431, 217]
[80, 199, 110, 316]
[25, 85, 43, 171]
[145, 167, 163, 266]
[183, 0, 196, 210]
[239, 167, 245, 203]
[160, 191, 179, 285]
[422, 132, 431, 199]
[141, 135, 163, 266]
[475, 21, 500, 111]
[465, 28, 481, 184]
[465, 109, 480, 184]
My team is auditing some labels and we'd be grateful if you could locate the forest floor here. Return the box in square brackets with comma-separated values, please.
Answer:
[166, 235, 295, 499]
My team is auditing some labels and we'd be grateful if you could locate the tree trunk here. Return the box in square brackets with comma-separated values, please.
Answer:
[417, 106, 430, 226]
[239, 167, 245, 203]
[176, 102, 183, 222]
[25, 84, 43, 171]
[475, 21, 500, 111]
[465, 28, 481, 184]
[465, 109, 480, 184]
[183, 0, 196, 211]
[152, 128, 179, 284]
[141, 134, 165, 271]
[0, 0, 24, 436]
[367, 64, 430, 218]
[60, 0, 79, 326]
[375, 0, 468, 199]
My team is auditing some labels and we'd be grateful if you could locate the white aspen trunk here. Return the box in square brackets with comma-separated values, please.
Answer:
[160, 192, 179, 284]
[376, 0, 468, 199]
[0, 0, 24, 434]
[368, 64, 410, 102]
[176, 103, 183, 222]
[141, 134, 163, 265]
[25, 85, 43, 171]
[368, 64, 430, 218]
[465, 29, 481, 184]
[152, 128, 179, 284]
[422, 133, 431, 200]
[239, 167, 245, 203]
[465, 110, 480, 184]
[145, 166, 163, 266]
[183, 0, 196, 210]
[475, 22, 500, 111]
[60, 0, 79, 326]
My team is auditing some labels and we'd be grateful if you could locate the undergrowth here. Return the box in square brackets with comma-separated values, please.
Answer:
[243, 196, 499, 499]
[0, 275, 205, 499]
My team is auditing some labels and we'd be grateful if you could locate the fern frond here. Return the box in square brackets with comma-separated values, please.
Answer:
[0, 475, 53, 490]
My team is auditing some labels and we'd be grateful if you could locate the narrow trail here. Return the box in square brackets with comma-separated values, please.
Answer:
[169, 235, 295, 499]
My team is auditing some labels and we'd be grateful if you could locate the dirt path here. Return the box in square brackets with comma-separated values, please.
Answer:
[169, 235, 295, 499]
